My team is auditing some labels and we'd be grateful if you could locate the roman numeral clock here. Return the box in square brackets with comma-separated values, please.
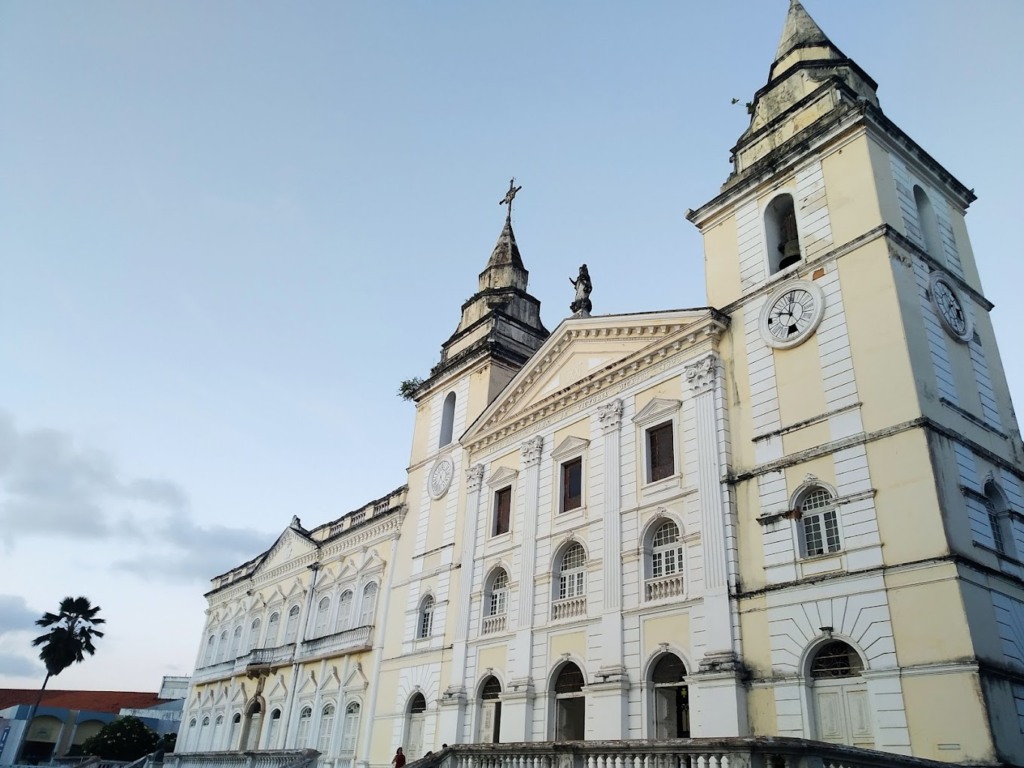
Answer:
[759, 280, 827, 349]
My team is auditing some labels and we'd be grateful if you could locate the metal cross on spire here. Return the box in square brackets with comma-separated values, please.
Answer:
[499, 178, 522, 220]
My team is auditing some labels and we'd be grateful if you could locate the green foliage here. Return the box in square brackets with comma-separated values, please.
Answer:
[81, 716, 159, 761]
[32, 596, 105, 678]
[397, 377, 424, 401]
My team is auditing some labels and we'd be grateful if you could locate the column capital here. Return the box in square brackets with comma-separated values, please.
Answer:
[465, 464, 485, 492]
[685, 353, 718, 395]
[521, 435, 544, 467]
[597, 398, 624, 433]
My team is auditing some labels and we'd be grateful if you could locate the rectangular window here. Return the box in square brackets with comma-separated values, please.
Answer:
[493, 486, 512, 536]
[561, 458, 583, 512]
[803, 511, 840, 556]
[647, 422, 675, 483]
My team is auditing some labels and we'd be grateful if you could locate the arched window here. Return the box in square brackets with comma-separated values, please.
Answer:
[419, 595, 434, 639]
[359, 583, 378, 626]
[558, 543, 587, 600]
[230, 626, 242, 659]
[336, 590, 354, 632]
[651, 520, 683, 578]
[265, 612, 280, 648]
[213, 715, 224, 750]
[314, 596, 331, 637]
[646, 519, 685, 600]
[228, 713, 241, 750]
[913, 185, 942, 260]
[241, 700, 262, 750]
[200, 717, 211, 751]
[650, 654, 689, 738]
[341, 702, 361, 752]
[187, 718, 198, 751]
[296, 706, 313, 747]
[478, 676, 502, 743]
[810, 641, 864, 679]
[406, 694, 427, 758]
[248, 618, 261, 651]
[318, 704, 336, 754]
[552, 663, 585, 740]
[765, 193, 801, 273]
[203, 635, 216, 666]
[439, 392, 457, 448]
[284, 605, 301, 644]
[797, 486, 841, 557]
[488, 570, 509, 617]
[985, 481, 1017, 558]
[217, 630, 229, 662]
[265, 709, 282, 749]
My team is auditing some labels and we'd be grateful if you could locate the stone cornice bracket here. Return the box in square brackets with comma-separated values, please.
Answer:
[521, 435, 544, 467]
[466, 464, 485, 492]
[597, 398, 624, 433]
[685, 354, 718, 395]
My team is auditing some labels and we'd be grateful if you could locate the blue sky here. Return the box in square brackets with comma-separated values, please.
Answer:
[1, 1, 1022, 691]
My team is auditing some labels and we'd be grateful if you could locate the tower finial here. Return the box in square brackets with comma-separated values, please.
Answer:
[499, 178, 522, 220]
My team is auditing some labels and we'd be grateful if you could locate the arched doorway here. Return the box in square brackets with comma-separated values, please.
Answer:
[552, 662, 585, 741]
[477, 676, 502, 743]
[405, 692, 427, 759]
[809, 641, 872, 748]
[650, 653, 689, 738]
[240, 700, 263, 750]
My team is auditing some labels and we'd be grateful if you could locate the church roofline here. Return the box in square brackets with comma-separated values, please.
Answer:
[460, 308, 729, 451]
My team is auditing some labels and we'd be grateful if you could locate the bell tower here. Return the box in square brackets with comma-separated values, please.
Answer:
[688, 2, 1024, 763]
[377, 183, 548, 749]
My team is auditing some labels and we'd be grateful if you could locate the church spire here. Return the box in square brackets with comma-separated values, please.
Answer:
[773, 0, 833, 64]
[429, 180, 548, 383]
[724, 0, 879, 183]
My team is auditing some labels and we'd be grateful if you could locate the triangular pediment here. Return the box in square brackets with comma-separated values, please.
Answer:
[252, 527, 318, 578]
[299, 671, 318, 696]
[343, 663, 370, 692]
[266, 674, 288, 701]
[487, 466, 519, 489]
[464, 309, 723, 449]
[551, 436, 590, 461]
[633, 397, 682, 426]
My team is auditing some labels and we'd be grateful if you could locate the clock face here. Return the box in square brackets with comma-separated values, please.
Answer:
[759, 280, 826, 349]
[428, 457, 454, 499]
[931, 275, 971, 342]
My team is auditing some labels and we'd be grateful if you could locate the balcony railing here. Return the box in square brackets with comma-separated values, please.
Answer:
[298, 626, 372, 660]
[646, 573, 685, 601]
[551, 596, 586, 621]
[168, 749, 319, 768]
[481, 614, 506, 634]
[408, 738, 954, 768]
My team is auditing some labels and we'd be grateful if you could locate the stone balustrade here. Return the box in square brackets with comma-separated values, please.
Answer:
[407, 739, 954, 768]
[645, 574, 685, 601]
[481, 615, 507, 635]
[167, 748, 319, 768]
[551, 596, 586, 621]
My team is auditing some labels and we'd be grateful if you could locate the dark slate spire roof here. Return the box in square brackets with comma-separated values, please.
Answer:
[774, 0, 833, 62]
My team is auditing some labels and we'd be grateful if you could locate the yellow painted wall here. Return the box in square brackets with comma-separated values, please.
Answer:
[774, 322, 827, 433]
[867, 429, 947, 564]
[703, 213, 741, 309]
[642, 613, 690, 661]
[746, 687, 778, 737]
[477, 644, 507, 674]
[820, 134, 883, 247]
[886, 568, 971, 665]
[549, 631, 586, 661]
[902, 673, 994, 762]
[553, 418, 589, 447]
[634, 375, 683, 414]
[737, 596, 771, 675]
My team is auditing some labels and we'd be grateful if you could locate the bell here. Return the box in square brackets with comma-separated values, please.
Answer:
[779, 239, 801, 269]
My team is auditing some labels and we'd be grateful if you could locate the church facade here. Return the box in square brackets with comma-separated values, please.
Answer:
[178, 3, 1024, 766]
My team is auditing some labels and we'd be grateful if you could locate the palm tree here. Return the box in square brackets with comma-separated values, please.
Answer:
[16, 596, 105, 763]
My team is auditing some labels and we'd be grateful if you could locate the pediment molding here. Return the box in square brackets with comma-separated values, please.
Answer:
[487, 466, 520, 489]
[463, 312, 725, 454]
[632, 397, 682, 427]
[551, 436, 590, 461]
[343, 662, 370, 693]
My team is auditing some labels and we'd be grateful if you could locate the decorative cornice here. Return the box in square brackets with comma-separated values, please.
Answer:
[684, 354, 718, 395]
[463, 313, 728, 454]
[597, 399, 624, 433]
[521, 436, 544, 467]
